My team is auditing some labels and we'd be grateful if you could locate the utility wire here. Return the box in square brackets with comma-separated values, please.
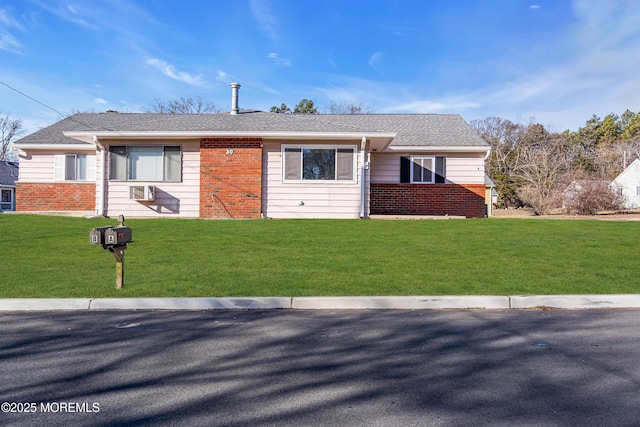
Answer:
[0, 80, 118, 133]
[1, 81, 67, 119]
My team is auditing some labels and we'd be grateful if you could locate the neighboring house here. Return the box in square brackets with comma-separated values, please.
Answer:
[612, 158, 640, 209]
[0, 161, 19, 212]
[13, 84, 490, 219]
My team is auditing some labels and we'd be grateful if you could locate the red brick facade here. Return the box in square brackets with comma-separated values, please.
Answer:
[370, 183, 486, 218]
[199, 138, 263, 219]
[16, 182, 95, 211]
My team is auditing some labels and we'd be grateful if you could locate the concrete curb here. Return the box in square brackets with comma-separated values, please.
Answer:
[292, 296, 510, 310]
[0, 298, 92, 311]
[89, 297, 291, 310]
[1, 295, 640, 311]
[510, 294, 640, 309]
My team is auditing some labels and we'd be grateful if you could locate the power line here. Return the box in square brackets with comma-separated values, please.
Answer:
[0, 80, 118, 133]
[0, 81, 67, 119]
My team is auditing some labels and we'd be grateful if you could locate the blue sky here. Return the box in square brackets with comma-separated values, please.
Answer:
[1, 0, 640, 135]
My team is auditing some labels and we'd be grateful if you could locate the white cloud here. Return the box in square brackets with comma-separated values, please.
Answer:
[267, 53, 291, 66]
[391, 0, 640, 130]
[94, 98, 107, 105]
[0, 8, 23, 53]
[250, 0, 278, 39]
[0, 32, 21, 53]
[0, 8, 22, 28]
[391, 99, 480, 113]
[216, 71, 228, 82]
[33, 1, 90, 28]
[145, 58, 209, 87]
[529, 5, 541, 10]
[368, 51, 384, 71]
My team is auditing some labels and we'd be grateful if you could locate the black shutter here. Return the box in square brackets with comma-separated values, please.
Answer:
[400, 156, 410, 183]
[435, 156, 446, 183]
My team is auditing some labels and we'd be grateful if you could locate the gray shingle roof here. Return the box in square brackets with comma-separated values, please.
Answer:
[15, 111, 488, 148]
[0, 161, 19, 187]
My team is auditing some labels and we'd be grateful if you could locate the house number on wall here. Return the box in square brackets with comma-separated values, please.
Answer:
[226, 149, 234, 155]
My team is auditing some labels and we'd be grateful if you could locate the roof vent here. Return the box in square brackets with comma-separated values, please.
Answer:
[230, 82, 240, 115]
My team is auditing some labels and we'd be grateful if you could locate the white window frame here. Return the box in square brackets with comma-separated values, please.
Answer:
[410, 156, 435, 184]
[282, 145, 357, 183]
[54, 154, 96, 182]
[109, 145, 182, 182]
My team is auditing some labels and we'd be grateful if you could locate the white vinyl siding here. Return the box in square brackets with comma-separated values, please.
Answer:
[264, 141, 363, 219]
[370, 152, 486, 184]
[103, 140, 199, 218]
[612, 159, 640, 209]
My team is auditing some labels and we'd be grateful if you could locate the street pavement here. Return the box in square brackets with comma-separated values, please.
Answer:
[1, 309, 640, 426]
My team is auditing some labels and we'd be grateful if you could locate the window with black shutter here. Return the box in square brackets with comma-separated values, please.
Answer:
[400, 156, 446, 184]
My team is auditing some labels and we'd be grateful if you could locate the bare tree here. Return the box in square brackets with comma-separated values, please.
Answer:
[592, 141, 640, 179]
[0, 112, 23, 161]
[143, 95, 221, 114]
[514, 143, 574, 215]
[326, 100, 375, 114]
[471, 117, 531, 207]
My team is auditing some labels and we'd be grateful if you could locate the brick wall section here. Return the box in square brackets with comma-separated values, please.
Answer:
[370, 183, 486, 218]
[200, 138, 262, 219]
[16, 182, 95, 211]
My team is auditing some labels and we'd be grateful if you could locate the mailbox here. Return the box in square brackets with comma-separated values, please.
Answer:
[104, 227, 132, 246]
[89, 226, 112, 244]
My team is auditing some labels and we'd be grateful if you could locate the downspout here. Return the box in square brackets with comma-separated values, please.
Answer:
[92, 135, 106, 218]
[359, 136, 368, 219]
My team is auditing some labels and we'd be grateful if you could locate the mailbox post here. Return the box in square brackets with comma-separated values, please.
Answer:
[89, 215, 132, 289]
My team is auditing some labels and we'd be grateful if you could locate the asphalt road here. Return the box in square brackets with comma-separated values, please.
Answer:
[1, 309, 639, 426]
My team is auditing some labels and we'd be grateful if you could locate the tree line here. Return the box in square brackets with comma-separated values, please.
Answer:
[471, 111, 640, 215]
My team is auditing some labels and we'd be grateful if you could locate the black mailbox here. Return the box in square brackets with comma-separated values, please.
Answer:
[104, 227, 132, 246]
[89, 226, 112, 244]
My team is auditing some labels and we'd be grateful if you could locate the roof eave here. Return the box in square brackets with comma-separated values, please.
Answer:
[63, 131, 396, 151]
[14, 143, 96, 151]
[385, 145, 490, 153]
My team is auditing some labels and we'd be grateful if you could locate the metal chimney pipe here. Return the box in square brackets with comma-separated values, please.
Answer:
[230, 82, 240, 115]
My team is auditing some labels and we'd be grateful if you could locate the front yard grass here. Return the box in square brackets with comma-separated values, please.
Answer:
[2, 215, 638, 298]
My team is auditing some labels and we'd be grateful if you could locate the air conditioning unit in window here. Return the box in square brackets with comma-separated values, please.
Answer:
[129, 185, 155, 201]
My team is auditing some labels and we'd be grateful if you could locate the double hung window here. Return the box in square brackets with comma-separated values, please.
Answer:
[401, 156, 446, 184]
[109, 146, 181, 182]
[283, 146, 356, 182]
[54, 154, 96, 181]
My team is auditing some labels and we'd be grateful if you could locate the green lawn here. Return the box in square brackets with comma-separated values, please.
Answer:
[2, 215, 639, 297]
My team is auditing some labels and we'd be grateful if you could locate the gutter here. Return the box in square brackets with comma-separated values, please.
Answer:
[359, 136, 368, 219]
[386, 145, 489, 153]
[13, 143, 96, 151]
[91, 136, 106, 217]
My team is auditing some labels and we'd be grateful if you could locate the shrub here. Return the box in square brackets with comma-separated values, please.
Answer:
[565, 181, 624, 215]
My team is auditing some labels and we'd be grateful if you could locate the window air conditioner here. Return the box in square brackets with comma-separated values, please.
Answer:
[129, 185, 155, 201]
